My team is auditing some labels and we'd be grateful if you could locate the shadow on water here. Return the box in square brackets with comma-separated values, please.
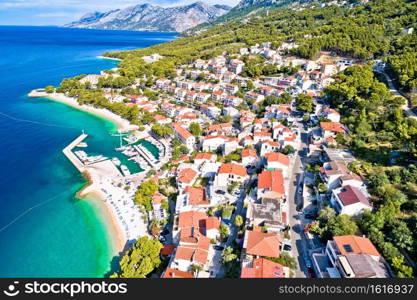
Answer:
[104, 255, 121, 278]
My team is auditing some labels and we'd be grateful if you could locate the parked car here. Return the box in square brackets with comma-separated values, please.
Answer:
[214, 246, 224, 251]
[282, 244, 292, 252]
[304, 256, 312, 268]
[304, 212, 316, 219]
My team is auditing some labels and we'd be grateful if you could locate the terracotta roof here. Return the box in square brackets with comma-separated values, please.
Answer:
[185, 186, 209, 206]
[262, 140, 281, 147]
[320, 122, 345, 133]
[218, 163, 247, 177]
[245, 230, 280, 258]
[242, 148, 257, 158]
[333, 235, 380, 257]
[194, 153, 213, 161]
[204, 216, 220, 230]
[241, 258, 286, 278]
[163, 268, 194, 278]
[152, 192, 167, 205]
[177, 168, 198, 184]
[258, 169, 285, 195]
[175, 233, 210, 265]
[264, 152, 289, 166]
[160, 245, 175, 256]
[174, 124, 193, 140]
[337, 185, 371, 207]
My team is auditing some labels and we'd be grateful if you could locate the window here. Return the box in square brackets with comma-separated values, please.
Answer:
[342, 244, 353, 253]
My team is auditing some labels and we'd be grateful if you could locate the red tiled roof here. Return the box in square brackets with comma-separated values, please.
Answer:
[218, 163, 247, 177]
[194, 153, 213, 160]
[152, 192, 167, 205]
[163, 268, 194, 278]
[204, 217, 220, 230]
[264, 152, 289, 166]
[245, 231, 280, 258]
[241, 258, 286, 278]
[258, 169, 285, 195]
[178, 211, 208, 229]
[177, 168, 198, 184]
[333, 235, 380, 257]
[320, 122, 345, 133]
[242, 148, 257, 158]
[337, 185, 371, 207]
[185, 186, 209, 206]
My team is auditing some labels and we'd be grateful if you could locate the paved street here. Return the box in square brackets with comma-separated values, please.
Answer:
[287, 117, 310, 278]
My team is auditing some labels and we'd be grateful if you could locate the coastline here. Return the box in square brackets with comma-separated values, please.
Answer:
[97, 55, 122, 61]
[28, 90, 138, 133]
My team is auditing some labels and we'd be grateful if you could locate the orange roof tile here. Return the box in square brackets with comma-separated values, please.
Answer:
[320, 122, 345, 133]
[177, 168, 198, 184]
[264, 152, 289, 166]
[241, 258, 286, 278]
[242, 148, 257, 158]
[163, 268, 194, 278]
[258, 169, 285, 195]
[218, 163, 247, 177]
[245, 231, 280, 258]
[333, 235, 380, 257]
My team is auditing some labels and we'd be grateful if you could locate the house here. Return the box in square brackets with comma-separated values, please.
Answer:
[320, 161, 351, 191]
[229, 59, 245, 74]
[202, 135, 237, 154]
[162, 268, 194, 278]
[257, 169, 285, 201]
[321, 108, 341, 122]
[176, 186, 210, 213]
[253, 131, 272, 144]
[246, 197, 285, 231]
[194, 153, 216, 165]
[151, 192, 167, 221]
[243, 230, 280, 258]
[312, 235, 390, 278]
[173, 232, 211, 274]
[223, 107, 240, 119]
[241, 258, 289, 278]
[153, 114, 171, 125]
[264, 152, 290, 177]
[330, 185, 372, 216]
[201, 104, 221, 119]
[320, 122, 346, 138]
[172, 122, 196, 153]
[260, 140, 281, 156]
[223, 83, 239, 95]
[177, 168, 198, 191]
[213, 163, 249, 188]
[207, 123, 233, 135]
[241, 148, 259, 168]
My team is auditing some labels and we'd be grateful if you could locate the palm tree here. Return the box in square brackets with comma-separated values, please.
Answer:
[190, 263, 203, 277]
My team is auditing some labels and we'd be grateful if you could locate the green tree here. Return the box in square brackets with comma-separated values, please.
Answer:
[45, 85, 55, 93]
[234, 215, 243, 227]
[222, 246, 238, 264]
[296, 94, 313, 112]
[111, 236, 163, 278]
[135, 180, 159, 211]
[189, 122, 202, 136]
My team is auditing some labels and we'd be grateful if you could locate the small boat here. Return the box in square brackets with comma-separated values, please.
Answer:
[120, 165, 131, 176]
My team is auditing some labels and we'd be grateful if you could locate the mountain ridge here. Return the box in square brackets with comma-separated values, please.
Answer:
[64, 2, 231, 33]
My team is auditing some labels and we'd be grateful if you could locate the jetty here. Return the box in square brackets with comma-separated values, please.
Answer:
[63, 134, 88, 172]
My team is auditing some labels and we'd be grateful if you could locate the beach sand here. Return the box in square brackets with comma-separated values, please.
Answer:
[28, 90, 138, 133]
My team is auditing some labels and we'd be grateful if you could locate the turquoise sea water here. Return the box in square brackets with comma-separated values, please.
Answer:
[0, 26, 176, 277]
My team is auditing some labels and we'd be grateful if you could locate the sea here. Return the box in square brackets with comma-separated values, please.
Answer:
[0, 26, 176, 277]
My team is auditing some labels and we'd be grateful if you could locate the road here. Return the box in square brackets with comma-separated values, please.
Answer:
[375, 69, 417, 119]
[286, 117, 310, 278]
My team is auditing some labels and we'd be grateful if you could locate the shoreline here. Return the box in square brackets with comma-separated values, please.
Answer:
[28, 90, 138, 133]
[97, 55, 122, 61]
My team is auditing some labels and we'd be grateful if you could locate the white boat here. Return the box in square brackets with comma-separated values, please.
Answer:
[120, 165, 131, 176]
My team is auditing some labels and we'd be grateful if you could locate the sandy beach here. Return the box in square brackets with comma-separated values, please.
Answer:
[97, 55, 122, 61]
[28, 90, 138, 132]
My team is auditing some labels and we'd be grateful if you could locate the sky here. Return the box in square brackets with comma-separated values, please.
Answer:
[0, 0, 241, 26]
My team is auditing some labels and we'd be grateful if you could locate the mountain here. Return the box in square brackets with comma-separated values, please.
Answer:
[64, 2, 231, 33]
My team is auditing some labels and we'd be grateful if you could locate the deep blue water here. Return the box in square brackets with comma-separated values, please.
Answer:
[0, 26, 176, 277]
